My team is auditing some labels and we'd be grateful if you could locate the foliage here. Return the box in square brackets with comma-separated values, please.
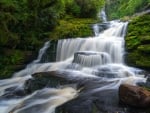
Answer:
[0, 0, 65, 50]
[106, 0, 150, 19]
[50, 17, 98, 39]
[0, 0, 104, 50]
[0, 0, 105, 78]
[75, 0, 105, 18]
[62, 0, 105, 18]
[0, 49, 25, 78]
[125, 14, 150, 69]
[64, 0, 81, 17]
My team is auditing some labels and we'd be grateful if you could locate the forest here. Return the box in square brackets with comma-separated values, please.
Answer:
[0, 0, 105, 78]
[0, 0, 150, 78]
[0, 0, 150, 113]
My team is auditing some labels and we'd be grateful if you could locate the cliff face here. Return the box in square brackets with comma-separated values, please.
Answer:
[125, 13, 150, 70]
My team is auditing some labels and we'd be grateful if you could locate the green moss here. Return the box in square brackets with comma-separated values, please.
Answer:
[125, 36, 140, 50]
[126, 50, 139, 65]
[0, 48, 39, 79]
[140, 36, 150, 44]
[0, 66, 14, 79]
[136, 54, 150, 68]
[126, 14, 150, 69]
[0, 0, 105, 79]
[126, 50, 150, 69]
[0, 49, 29, 79]
[138, 44, 150, 53]
[49, 18, 97, 39]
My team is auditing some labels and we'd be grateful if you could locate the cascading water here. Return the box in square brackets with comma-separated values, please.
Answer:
[99, 8, 107, 22]
[93, 8, 108, 36]
[57, 21, 128, 65]
[0, 9, 148, 113]
[31, 41, 50, 64]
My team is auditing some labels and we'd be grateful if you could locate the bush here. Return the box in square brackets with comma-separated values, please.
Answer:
[106, 0, 150, 19]
[62, 0, 105, 18]
[75, 0, 105, 18]
[125, 14, 150, 69]
[49, 18, 98, 39]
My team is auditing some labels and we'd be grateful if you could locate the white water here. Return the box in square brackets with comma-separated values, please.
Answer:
[31, 41, 50, 64]
[93, 8, 107, 36]
[7, 87, 78, 113]
[0, 11, 147, 113]
[57, 21, 128, 64]
[99, 8, 107, 22]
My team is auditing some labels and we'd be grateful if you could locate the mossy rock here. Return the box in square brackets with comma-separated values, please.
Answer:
[49, 18, 98, 39]
[125, 36, 141, 51]
[138, 44, 150, 53]
[125, 14, 150, 69]
[140, 36, 150, 44]
[0, 49, 37, 79]
[126, 50, 150, 69]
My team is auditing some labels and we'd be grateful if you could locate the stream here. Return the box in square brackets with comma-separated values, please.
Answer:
[0, 9, 148, 113]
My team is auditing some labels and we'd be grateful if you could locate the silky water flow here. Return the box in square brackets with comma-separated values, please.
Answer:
[0, 9, 147, 113]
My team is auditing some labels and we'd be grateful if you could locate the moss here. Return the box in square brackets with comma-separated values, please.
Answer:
[140, 36, 150, 44]
[0, 0, 105, 79]
[0, 66, 14, 79]
[126, 36, 141, 50]
[126, 50, 150, 69]
[49, 18, 98, 39]
[0, 49, 37, 79]
[135, 53, 150, 68]
[126, 50, 139, 65]
[0, 49, 23, 78]
[138, 44, 150, 53]
[126, 14, 150, 69]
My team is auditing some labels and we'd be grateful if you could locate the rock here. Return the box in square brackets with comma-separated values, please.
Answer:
[2, 86, 26, 99]
[56, 96, 95, 113]
[119, 84, 150, 108]
[73, 51, 111, 67]
[24, 70, 97, 93]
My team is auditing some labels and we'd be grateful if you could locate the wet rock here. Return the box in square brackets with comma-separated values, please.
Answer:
[9, 87, 78, 113]
[56, 96, 95, 113]
[24, 70, 97, 93]
[119, 84, 150, 108]
[137, 73, 150, 90]
[92, 23, 110, 33]
[24, 71, 71, 93]
[73, 51, 111, 67]
[2, 86, 26, 99]
[56, 88, 128, 113]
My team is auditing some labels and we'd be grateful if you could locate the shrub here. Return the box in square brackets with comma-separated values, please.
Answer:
[106, 0, 150, 19]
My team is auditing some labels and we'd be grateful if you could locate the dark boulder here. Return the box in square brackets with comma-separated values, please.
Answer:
[56, 96, 95, 113]
[119, 84, 150, 108]
[24, 70, 97, 93]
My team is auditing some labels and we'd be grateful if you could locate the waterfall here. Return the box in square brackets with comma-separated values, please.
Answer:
[28, 41, 50, 66]
[99, 8, 107, 22]
[56, 21, 128, 65]
[7, 87, 78, 113]
[93, 8, 108, 36]
[73, 51, 111, 67]
[13, 41, 50, 77]
[93, 24, 99, 36]
[0, 9, 147, 113]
